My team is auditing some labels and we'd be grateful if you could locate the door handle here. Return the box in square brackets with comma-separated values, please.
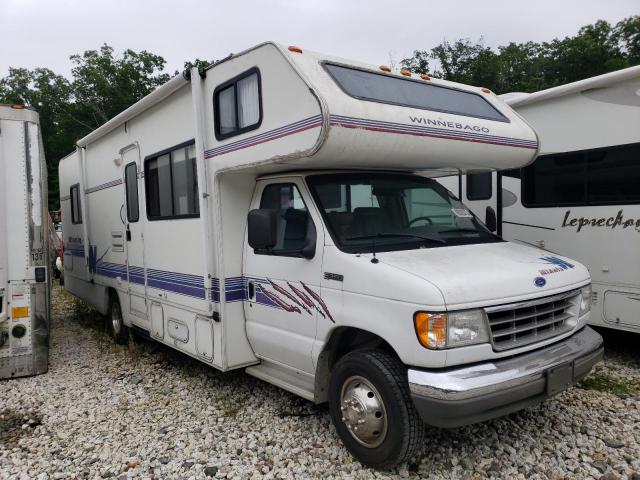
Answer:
[126, 225, 132, 242]
[248, 280, 255, 301]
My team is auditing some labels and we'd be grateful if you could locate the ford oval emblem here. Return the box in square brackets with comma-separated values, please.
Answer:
[534, 277, 546, 287]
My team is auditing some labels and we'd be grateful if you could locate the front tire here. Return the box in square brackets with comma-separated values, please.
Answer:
[108, 293, 129, 345]
[329, 350, 425, 469]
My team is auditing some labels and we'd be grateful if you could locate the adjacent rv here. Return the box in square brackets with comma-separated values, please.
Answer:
[441, 66, 640, 334]
[0, 104, 50, 379]
[59, 43, 603, 468]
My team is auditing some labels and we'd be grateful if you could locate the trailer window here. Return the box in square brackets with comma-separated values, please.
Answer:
[522, 143, 640, 207]
[70, 184, 82, 224]
[259, 183, 312, 255]
[214, 69, 262, 140]
[145, 142, 199, 220]
[467, 172, 492, 200]
[323, 63, 508, 122]
[124, 162, 139, 222]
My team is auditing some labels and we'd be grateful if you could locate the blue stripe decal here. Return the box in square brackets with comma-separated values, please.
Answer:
[94, 261, 207, 299]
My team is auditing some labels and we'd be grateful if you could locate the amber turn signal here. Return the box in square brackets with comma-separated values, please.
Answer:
[414, 312, 447, 349]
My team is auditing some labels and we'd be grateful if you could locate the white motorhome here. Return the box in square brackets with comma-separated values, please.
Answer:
[59, 43, 602, 468]
[0, 104, 50, 378]
[441, 66, 640, 334]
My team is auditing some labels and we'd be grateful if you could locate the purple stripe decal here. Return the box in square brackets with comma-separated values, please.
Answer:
[329, 115, 538, 149]
[86, 178, 123, 194]
[204, 115, 323, 159]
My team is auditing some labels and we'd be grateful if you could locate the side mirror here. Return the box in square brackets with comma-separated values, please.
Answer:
[248, 209, 277, 251]
[485, 206, 497, 233]
[300, 219, 316, 259]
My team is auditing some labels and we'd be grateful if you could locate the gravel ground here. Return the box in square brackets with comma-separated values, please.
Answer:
[1, 285, 639, 480]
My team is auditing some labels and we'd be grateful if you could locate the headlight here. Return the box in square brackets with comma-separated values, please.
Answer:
[580, 284, 592, 316]
[414, 309, 490, 349]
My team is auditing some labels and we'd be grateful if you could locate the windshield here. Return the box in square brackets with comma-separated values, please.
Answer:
[307, 173, 500, 253]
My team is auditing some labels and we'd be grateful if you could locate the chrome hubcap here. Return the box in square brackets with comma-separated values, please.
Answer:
[339, 375, 388, 448]
[111, 302, 122, 335]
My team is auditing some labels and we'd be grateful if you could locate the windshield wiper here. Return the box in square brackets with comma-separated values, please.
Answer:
[437, 228, 481, 234]
[346, 233, 445, 244]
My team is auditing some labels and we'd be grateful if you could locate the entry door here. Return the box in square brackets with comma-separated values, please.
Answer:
[243, 179, 324, 375]
[461, 171, 500, 232]
[121, 144, 148, 321]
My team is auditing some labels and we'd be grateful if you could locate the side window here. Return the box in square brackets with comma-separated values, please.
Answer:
[146, 142, 199, 220]
[259, 183, 311, 255]
[522, 143, 640, 207]
[214, 69, 262, 140]
[70, 184, 82, 224]
[124, 162, 139, 222]
[467, 172, 492, 200]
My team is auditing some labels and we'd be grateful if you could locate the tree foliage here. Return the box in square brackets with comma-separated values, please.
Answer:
[401, 16, 640, 93]
[0, 46, 171, 208]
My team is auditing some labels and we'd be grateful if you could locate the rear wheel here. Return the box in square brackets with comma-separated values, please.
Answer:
[108, 293, 129, 345]
[329, 350, 425, 469]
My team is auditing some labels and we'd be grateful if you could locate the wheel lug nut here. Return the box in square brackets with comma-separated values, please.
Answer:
[354, 426, 358, 431]
[341, 417, 346, 422]
[358, 419, 365, 424]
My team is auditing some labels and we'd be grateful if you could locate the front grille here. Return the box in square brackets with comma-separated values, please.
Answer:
[485, 289, 580, 351]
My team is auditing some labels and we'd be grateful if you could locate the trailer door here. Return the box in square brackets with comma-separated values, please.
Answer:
[121, 144, 148, 320]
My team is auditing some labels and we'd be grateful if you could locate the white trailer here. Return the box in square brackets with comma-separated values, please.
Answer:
[59, 43, 602, 468]
[441, 66, 640, 334]
[0, 104, 50, 378]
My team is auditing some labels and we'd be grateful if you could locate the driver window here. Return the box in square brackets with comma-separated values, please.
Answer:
[405, 188, 454, 227]
[260, 183, 311, 254]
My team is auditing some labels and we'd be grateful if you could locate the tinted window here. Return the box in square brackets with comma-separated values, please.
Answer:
[467, 172, 492, 200]
[308, 173, 499, 253]
[324, 63, 508, 122]
[125, 162, 139, 222]
[146, 142, 199, 219]
[70, 185, 82, 224]
[522, 143, 640, 207]
[259, 183, 310, 254]
[214, 69, 261, 140]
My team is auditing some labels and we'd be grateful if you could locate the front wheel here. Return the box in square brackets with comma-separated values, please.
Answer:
[329, 350, 425, 469]
[108, 293, 129, 345]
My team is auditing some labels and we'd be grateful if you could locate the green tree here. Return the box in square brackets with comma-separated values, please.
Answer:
[401, 15, 640, 94]
[0, 45, 172, 209]
[70, 44, 170, 131]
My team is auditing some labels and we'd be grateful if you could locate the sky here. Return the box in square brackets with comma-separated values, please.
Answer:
[1, 0, 638, 78]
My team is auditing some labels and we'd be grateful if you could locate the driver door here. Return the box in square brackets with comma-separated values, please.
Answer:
[243, 178, 324, 374]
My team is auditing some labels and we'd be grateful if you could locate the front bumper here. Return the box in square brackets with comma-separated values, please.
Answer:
[408, 326, 603, 428]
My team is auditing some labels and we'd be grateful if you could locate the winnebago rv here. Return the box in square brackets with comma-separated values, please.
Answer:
[59, 43, 603, 468]
[440, 66, 640, 335]
[0, 104, 50, 378]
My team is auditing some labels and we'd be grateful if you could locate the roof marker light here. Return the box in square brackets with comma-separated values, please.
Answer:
[288, 46, 303, 53]
[420, 73, 431, 81]
[481, 87, 492, 94]
[400, 68, 412, 77]
[379, 65, 391, 72]
[11, 104, 25, 109]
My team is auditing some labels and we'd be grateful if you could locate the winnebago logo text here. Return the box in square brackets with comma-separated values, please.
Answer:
[562, 210, 640, 232]
[409, 116, 490, 133]
[539, 256, 575, 276]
